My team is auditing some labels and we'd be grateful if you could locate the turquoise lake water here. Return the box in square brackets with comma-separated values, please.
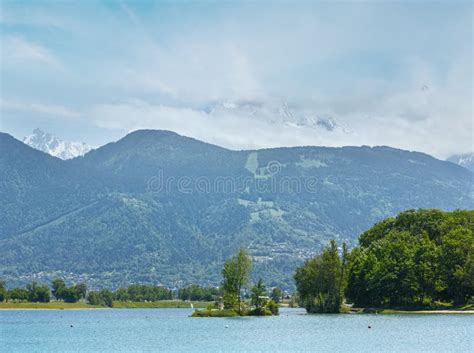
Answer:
[0, 308, 472, 352]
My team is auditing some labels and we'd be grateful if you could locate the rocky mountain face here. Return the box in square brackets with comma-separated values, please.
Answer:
[447, 153, 474, 173]
[1, 130, 472, 289]
[23, 128, 93, 160]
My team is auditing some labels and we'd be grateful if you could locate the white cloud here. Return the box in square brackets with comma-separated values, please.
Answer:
[1, 100, 81, 119]
[89, 58, 472, 160]
[1, 2, 472, 158]
[0, 36, 60, 67]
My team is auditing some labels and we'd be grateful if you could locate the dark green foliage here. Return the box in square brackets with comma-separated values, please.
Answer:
[8, 288, 29, 301]
[87, 289, 114, 307]
[248, 308, 272, 316]
[191, 309, 238, 317]
[113, 284, 174, 302]
[0, 131, 472, 288]
[85, 291, 101, 306]
[60, 287, 80, 303]
[75, 283, 87, 299]
[51, 279, 87, 303]
[346, 209, 474, 307]
[178, 285, 221, 301]
[99, 289, 114, 307]
[266, 299, 279, 315]
[26, 282, 50, 303]
[51, 278, 66, 299]
[0, 279, 6, 301]
[294, 240, 347, 313]
[270, 287, 283, 303]
[250, 279, 268, 313]
[248, 279, 280, 315]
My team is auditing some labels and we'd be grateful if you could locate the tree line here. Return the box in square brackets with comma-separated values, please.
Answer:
[0, 279, 87, 304]
[0, 281, 53, 303]
[294, 209, 474, 313]
[0, 278, 284, 311]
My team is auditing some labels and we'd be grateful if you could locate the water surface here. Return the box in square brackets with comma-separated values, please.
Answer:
[1, 308, 472, 352]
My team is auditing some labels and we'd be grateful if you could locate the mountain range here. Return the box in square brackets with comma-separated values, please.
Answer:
[21, 127, 472, 174]
[1, 129, 472, 289]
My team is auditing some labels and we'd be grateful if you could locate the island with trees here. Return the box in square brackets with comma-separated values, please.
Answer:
[192, 249, 279, 317]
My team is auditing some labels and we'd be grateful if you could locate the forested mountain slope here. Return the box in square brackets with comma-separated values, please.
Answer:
[1, 130, 472, 288]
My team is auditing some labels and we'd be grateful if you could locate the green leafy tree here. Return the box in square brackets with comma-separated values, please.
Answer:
[294, 240, 346, 313]
[8, 288, 29, 301]
[346, 209, 474, 308]
[51, 279, 87, 303]
[51, 278, 66, 300]
[222, 248, 252, 314]
[178, 285, 220, 301]
[75, 283, 88, 300]
[86, 289, 114, 307]
[114, 287, 129, 301]
[439, 227, 474, 304]
[61, 287, 80, 303]
[99, 289, 114, 307]
[0, 279, 6, 302]
[26, 282, 50, 303]
[270, 287, 283, 303]
[86, 291, 101, 305]
[118, 284, 174, 302]
[266, 299, 279, 315]
[251, 279, 268, 313]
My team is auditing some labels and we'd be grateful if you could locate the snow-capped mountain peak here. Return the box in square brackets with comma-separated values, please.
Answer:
[447, 153, 474, 173]
[23, 129, 93, 160]
[205, 100, 348, 133]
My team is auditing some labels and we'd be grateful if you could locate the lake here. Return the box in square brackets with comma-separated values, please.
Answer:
[0, 308, 472, 352]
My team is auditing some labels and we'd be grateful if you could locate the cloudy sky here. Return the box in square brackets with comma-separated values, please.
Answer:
[0, 0, 472, 159]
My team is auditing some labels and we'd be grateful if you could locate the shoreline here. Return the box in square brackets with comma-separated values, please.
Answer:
[1, 304, 473, 314]
[372, 309, 474, 315]
[0, 300, 212, 310]
[350, 307, 474, 315]
[0, 307, 109, 310]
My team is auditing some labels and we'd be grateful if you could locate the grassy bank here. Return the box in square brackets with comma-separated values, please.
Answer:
[112, 300, 213, 309]
[0, 301, 103, 309]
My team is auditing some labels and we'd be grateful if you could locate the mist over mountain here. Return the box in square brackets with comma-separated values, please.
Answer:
[23, 128, 93, 160]
[205, 101, 347, 132]
[1, 130, 472, 289]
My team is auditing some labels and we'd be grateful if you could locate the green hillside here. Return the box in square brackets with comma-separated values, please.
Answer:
[0, 130, 472, 289]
